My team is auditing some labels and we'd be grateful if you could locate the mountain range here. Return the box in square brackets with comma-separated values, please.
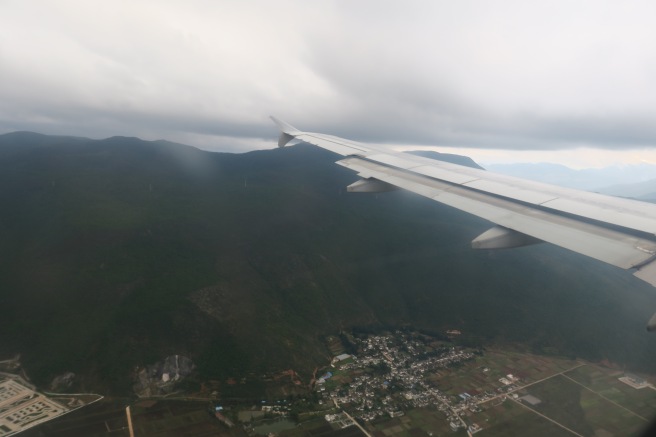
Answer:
[487, 162, 656, 199]
[1, 132, 655, 394]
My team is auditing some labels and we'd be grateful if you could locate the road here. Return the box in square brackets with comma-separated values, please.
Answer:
[479, 362, 586, 406]
[509, 396, 584, 436]
[479, 363, 652, 435]
[332, 397, 373, 437]
[561, 373, 649, 422]
[476, 363, 586, 435]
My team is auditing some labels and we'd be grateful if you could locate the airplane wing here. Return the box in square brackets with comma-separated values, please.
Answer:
[271, 116, 656, 330]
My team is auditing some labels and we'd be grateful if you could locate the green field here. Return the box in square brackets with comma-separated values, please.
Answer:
[369, 409, 457, 436]
[340, 349, 656, 436]
[22, 399, 241, 437]
[431, 348, 581, 397]
[565, 365, 656, 419]
[280, 418, 366, 437]
[469, 401, 573, 437]
[513, 373, 650, 436]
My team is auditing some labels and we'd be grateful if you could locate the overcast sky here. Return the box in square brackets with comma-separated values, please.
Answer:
[2, 1, 656, 167]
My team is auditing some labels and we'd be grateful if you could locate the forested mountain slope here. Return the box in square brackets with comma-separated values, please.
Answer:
[1, 132, 654, 393]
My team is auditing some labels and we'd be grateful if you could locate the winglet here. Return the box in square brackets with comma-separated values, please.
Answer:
[270, 116, 300, 148]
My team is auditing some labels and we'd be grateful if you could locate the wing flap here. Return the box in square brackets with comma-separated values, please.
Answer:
[635, 260, 656, 287]
[540, 197, 656, 235]
[464, 179, 559, 204]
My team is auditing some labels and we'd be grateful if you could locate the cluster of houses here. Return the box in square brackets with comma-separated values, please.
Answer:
[317, 332, 476, 423]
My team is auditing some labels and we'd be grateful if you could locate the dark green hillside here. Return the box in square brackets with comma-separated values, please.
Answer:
[0, 132, 655, 393]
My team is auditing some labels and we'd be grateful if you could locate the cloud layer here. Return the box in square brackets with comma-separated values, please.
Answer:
[2, 1, 656, 156]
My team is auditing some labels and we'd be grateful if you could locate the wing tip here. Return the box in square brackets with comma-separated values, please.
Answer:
[270, 116, 301, 148]
[270, 116, 300, 135]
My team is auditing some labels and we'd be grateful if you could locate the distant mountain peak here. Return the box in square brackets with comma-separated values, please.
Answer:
[487, 161, 656, 192]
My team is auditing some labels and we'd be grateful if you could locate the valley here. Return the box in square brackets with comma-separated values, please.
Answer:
[2, 131, 656, 435]
[15, 330, 656, 436]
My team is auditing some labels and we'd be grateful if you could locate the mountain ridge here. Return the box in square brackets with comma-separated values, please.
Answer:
[1, 131, 655, 394]
[487, 161, 656, 192]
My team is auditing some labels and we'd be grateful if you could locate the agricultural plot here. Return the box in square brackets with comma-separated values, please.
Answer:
[368, 408, 454, 436]
[424, 350, 655, 435]
[22, 400, 237, 437]
[430, 348, 579, 397]
[518, 374, 649, 436]
[468, 401, 572, 437]
[325, 336, 347, 357]
[280, 419, 365, 437]
[565, 365, 656, 420]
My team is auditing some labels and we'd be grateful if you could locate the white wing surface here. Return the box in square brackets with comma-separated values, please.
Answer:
[271, 117, 656, 329]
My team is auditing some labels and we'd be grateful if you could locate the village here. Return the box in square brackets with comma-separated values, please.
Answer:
[317, 331, 482, 432]
[302, 330, 656, 436]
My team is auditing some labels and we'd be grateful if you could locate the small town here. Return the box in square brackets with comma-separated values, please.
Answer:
[318, 331, 482, 432]
[301, 330, 655, 436]
[221, 330, 656, 436]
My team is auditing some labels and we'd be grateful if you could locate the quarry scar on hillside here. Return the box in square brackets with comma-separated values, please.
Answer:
[271, 116, 656, 331]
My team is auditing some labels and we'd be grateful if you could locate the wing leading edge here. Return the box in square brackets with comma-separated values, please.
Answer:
[270, 117, 656, 330]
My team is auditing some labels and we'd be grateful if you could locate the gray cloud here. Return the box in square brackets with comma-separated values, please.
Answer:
[2, 1, 656, 154]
